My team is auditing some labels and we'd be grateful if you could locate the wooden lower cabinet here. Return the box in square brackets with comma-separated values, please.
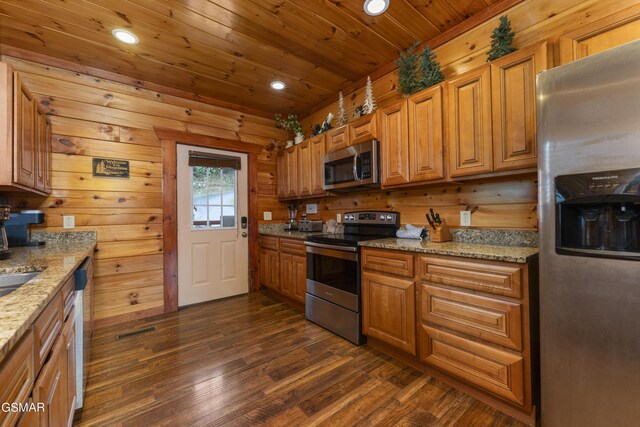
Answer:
[361, 247, 537, 423]
[0, 330, 35, 427]
[260, 236, 306, 304]
[362, 270, 416, 355]
[33, 337, 67, 427]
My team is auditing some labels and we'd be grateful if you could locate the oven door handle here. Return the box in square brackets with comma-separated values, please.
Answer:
[305, 242, 358, 260]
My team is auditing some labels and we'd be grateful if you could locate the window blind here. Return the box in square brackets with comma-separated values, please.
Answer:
[188, 151, 241, 170]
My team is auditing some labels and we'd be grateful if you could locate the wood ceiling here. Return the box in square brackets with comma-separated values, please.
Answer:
[0, 0, 507, 116]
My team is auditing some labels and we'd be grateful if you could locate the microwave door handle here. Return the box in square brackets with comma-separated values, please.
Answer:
[353, 153, 360, 181]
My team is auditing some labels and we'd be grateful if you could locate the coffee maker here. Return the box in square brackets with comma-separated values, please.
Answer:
[0, 205, 10, 259]
[555, 167, 640, 260]
[6, 210, 46, 247]
[284, 204, 298, 231]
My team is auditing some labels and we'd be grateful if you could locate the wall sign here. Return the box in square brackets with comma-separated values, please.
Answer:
[92, 158, 130, 178]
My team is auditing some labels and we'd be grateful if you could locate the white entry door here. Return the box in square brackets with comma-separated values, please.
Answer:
[177, 144, 249, 307]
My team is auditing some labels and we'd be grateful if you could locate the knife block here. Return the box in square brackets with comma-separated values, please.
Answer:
[429, 219, 452, 243]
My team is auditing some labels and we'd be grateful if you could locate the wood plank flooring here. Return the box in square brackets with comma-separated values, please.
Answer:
[75, 293, 525, 426]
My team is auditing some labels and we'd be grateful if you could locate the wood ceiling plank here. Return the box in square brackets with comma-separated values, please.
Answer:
[287, 0, 400, 58]
[247, 0, 390, 66]
[161, 0, 370, 81]
[445, 0, 499, 19]
[405, 0, 465, 33]
[1, 1, 333, 104]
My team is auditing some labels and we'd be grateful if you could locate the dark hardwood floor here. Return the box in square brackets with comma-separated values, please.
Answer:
[76, 293, 525, 426]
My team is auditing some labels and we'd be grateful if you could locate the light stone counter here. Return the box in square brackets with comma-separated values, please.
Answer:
[358, 238, 538, 264]
[0, 233, 96, 365]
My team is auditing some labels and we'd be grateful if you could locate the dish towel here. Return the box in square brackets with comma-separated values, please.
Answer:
[396, 224, 426, 239]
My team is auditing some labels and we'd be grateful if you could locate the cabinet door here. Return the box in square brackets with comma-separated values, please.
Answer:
[447, 66, 493, 178]
[44, 118, 52, 193]
[491, 43, 546, 171]
[276, 151, 287, 200]
[379, 101, 409, 187]
[279, 253, 293, 298]
[261, 249, 280, 292]
[35, 107, 47, 192]
[408, 85, 445, 182]
[292, 255, 306, 303]
[559, 5, 640, 64]
[325, 125, 350, 153]
[33, 337, 67, 427]
[362, 271, 416, 355]
[285, 147, 298, 199]
[0, 330, 35, 427]
[62, 313, 76, 427]
[297, 140, 312, 198]
[309, 135, 326, 196]
[14, 73, 37, 188]
[349, 113, 377, 144]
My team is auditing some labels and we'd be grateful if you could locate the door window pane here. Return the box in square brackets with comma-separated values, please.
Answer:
[191, 165, 237, 229]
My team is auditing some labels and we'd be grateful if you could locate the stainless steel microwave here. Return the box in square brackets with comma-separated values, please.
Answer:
[323, 140, 380, 191]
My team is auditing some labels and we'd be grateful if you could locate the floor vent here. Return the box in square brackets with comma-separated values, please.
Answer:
[115, 325, 157, 340]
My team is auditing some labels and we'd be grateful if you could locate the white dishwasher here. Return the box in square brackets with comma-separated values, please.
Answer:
[74, 256, 93, 409]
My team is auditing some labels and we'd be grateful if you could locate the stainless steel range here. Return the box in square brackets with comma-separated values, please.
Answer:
[305, 211, 399, 344]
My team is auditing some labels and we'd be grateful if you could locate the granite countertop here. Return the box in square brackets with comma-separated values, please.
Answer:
[259, 229, 323, 240]
[358, 238, 539, 264]
[0, 237, 96, 365]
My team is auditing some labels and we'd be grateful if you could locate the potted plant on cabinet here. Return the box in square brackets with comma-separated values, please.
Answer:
[275, 113, 305, 146]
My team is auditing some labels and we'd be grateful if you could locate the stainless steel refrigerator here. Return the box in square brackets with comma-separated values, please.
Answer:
[537, 40, 640, 426]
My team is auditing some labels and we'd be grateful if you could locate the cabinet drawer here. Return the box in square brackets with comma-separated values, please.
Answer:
[362, 249, 414, 278]
[0, 330, 35, 427]
[421, 326, 525, 406]
[420, 255, 523, 298]
[33, 293, 63, 373]
[61, 275, 75, 321]
[421, 285, 522, 351]
[279, 238, 305, 256]
[350, 113, 377, 144]
[260, 235, 279, 251]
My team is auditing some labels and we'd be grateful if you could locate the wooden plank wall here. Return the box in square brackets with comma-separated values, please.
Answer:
[293, 0, 637, 230]
[3, 55, 287, 326]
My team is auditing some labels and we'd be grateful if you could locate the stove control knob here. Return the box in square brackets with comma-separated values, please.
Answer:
[379, 214, 385, 221]
[386, 214, 393, 221]
[348, 215, 354, 220]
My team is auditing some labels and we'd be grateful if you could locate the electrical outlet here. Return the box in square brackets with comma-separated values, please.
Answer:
[460, 211, 471, 227]
[306, 203, 318, 214]
[63, 215, 75, 229]
[263, 211, 272, 221]
[336, 213, 342, 223]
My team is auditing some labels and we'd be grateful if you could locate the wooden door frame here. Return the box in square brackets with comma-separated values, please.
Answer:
[155, 128, 263, 313]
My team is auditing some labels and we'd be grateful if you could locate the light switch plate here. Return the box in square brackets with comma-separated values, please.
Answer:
[63, 215, 75, 229]
[460, 211, 471, 227]
[336, 213, 342, 223]
[306, 203, 318, 214]
[263, 211, 272, 221]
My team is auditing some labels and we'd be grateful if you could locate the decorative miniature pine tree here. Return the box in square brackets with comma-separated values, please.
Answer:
[396, 41, 422, 96]
[486, 16, 517, 62]
[337, 91, 347, 126]
[363, 76, 376, 114]
[419, 46, 444, 89]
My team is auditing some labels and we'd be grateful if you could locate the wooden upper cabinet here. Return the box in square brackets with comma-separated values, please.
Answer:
[379, 101, 410, 187]
[309, 134, 326, 196]
[559, 4, 640, 64]
[490, 43, 546, 172]
[285, 146, 298, 199]
[407, 84, 445, 182]
[35, 106, 47, 192]
[297, 140, 312, 198]
[349, 113, 377, 144]
[276, 150, 287, 200]
[14, 72, 37, 189]
[447, 66, 493, 178]
[325, 124, 350, 153]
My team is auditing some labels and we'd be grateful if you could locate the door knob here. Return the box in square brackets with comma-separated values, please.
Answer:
[241, 232, 248, 237]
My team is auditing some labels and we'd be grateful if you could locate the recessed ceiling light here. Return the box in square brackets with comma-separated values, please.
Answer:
[270, 80, 286, 90]
[364, 0, 389, 16]
[112, 29, 139, 45]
